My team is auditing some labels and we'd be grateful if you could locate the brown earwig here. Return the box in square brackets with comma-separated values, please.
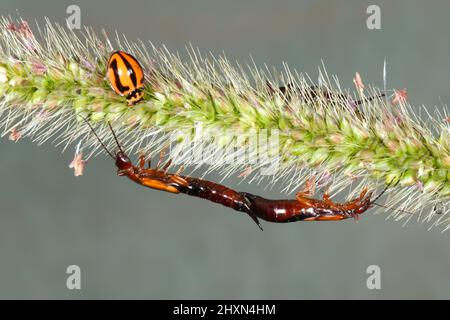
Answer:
[83, 119, 263, 229]
[241, 178, 392, 223]
[82, 119, 399, 230]
[119, 151, 264, 228]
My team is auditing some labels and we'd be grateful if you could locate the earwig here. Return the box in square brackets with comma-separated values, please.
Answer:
[82, 118, 263, 229]
[82, 118, 403, 230]
[241, 179, 394, 223]
[119, 152, 264, 228]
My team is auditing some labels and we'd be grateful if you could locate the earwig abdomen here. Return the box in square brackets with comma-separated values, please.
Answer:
[242, 193, 354, 222]
[175, 177, 250, 213]
[242, 193, 310, 222]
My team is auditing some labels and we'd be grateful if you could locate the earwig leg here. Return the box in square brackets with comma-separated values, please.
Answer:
[296, 177, 316, 198]
[321, 187, 369, 211]
[156, 146, 169, 169]
[322, 189, 335, 207]
[162, 159, 173, 174]
[170, 175, 189, 187]
[295, 195, 313, 207]
[166, 164, 188, 187]
[137, 149, 152, 169]
[175, 165, 184, 176]
[341, 187, 370, 211]
[138, 154, 146, 169]
[295, 177, 316, 206]
[156, 155, 164, 170]
[358, 187, 368, 200]
[346, 187, 368, 206]
[320, 188, 346, 211]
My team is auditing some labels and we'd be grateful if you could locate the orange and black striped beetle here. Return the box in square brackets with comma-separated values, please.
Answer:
[107, 50, 145, 105]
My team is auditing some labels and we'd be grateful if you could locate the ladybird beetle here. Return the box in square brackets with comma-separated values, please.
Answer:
[107, 50, 144, 105]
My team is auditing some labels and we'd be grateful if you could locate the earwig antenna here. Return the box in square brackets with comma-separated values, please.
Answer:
[372, 202, 415, 215]
[79, 116, 115, 160]
[370, 170, 406, 207]
[370, 174, 415, 215]
[370, 179, 395, 206]
[107, 121, 125, 154]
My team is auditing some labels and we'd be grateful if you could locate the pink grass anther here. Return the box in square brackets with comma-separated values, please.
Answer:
[69, 142, 86, 177]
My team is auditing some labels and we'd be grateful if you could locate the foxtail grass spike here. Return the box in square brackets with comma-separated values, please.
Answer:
[0, 17, 449, 231]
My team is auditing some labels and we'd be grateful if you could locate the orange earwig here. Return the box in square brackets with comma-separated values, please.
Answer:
[83, 119, 262, 228]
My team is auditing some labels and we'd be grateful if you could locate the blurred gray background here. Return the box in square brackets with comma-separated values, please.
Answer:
[1, 0, 449, 299]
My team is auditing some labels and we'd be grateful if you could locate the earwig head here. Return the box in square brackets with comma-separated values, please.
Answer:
[79, 116, 134, 175]
[115, 151, 133, 175]
[354, 191, 374, 215]
[354, 179, 395, 216]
